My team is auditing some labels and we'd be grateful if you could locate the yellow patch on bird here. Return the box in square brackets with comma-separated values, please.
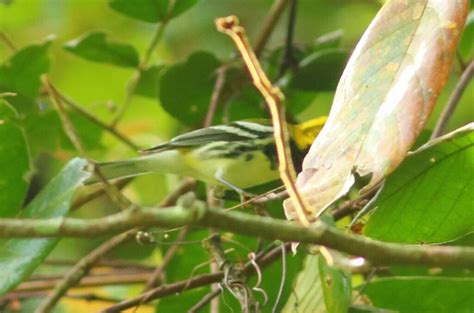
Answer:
[290, 116, 327, 150]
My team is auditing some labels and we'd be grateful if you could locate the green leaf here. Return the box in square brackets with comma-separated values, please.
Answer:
[135, 65, 163, 98]
[159, 52, 220, 126]
[319, 256, 352, 313]
[282, 254, 326, 313]
[0, 41, 51, 114]
[0, 99, 31, 215]
[458, 11, 474, 61]
[109, 0, 200, 23]
[364, 124, 474, 244]
[0, 158, 90, 295]
[168, 0, 200, 19]
[64, 32, 139, 68]
[364, 277, 474, 313]
[290, 49, 347, 92]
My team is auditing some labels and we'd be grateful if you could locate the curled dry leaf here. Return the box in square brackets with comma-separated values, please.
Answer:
[284, 0, 470, 223]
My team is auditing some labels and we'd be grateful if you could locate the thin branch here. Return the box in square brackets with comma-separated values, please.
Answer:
[142, 226, 190, 291]
[2, 206, 474, 268]
[271, 243, 286, 313]
[110, 13, 169, 127]
[13, 272, 153, 293]
[71, 178, 132, 211]
[278, 0, 298, 77]
[0, 31, 17, 52]
[216, 16, 311, 226]
[204, 65, 228, 127]
[253, 0, 291, 58]
[44, 258, 154, 271]
[55, 90, 139, 151]
[431, 60, 474, 138]
[101, 243, 287, 313]
[188, 288, 221, 313]
[41, 75, 86, 156]
[35, 231, 136, 313]
[33, 178, 195, 313]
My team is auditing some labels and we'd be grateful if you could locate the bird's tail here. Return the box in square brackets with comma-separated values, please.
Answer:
[84, 150, 183, 185]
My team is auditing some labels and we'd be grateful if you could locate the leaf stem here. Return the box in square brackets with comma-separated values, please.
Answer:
[431, 60, 473, 138]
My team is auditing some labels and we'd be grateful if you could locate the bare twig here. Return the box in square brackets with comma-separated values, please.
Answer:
[278, 0, 298, 77]
[216, 16, 312, 226]
[253, 0, 291, 58]
[431, 60, 474, 138]
[188, 288, 221, 313]
[204, 65, 228, 127]
[110, 9, 169, 127]
[56, 91, 139, 150]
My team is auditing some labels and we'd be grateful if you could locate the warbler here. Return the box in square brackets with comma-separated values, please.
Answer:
[86, 117, 326, 192]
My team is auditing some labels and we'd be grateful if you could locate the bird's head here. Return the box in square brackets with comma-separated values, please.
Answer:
[289, 116, 327, 151]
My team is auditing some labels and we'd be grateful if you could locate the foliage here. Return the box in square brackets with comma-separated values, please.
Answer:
[0, 0, 473, 312]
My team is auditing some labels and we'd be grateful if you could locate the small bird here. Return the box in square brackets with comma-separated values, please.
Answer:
[86, 117, 326, 192]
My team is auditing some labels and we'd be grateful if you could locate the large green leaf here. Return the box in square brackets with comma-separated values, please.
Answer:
[0, 158, 90, 295]
[0, 99, 31, 215]
[109, 0, 200, 23]
[364, 124, 474, 244]
[282, 253, 350, 313]
[64, 32, 139, 68]
[364, 277, 474, 313]
[284, 0, 470, 223]
[159, 52, 220, 126]
[0, 41, 51, 115]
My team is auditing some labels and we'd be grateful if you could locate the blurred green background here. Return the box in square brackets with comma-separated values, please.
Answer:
[0, 1, 472, 312]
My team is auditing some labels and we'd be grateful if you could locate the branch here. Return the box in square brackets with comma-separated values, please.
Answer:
[253, 0, 291, 58]
[35, 231, 136, 313]
[101, 242, 287, 312]
[431, 60, 473, 138]
[216, 16, 312, 226]
[34, 178, 195, 313]
[1, 206, 474, 268]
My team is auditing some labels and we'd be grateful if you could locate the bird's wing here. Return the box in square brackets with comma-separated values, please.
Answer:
[142, 121, 274, 154]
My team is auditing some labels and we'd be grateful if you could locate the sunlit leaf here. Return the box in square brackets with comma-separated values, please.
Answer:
[0, 99, 31, 215]
[364, 277, 474, 313]
[284, 0, 470, 222]
[159, 52, 220, 126]
[364, 124, 474, 244]
[0, 158, 90, 295]
[109, 0, 200, 23]
[64, 32, 139, 68]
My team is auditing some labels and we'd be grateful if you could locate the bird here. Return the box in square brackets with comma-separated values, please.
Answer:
[85, 117, 326, 193]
